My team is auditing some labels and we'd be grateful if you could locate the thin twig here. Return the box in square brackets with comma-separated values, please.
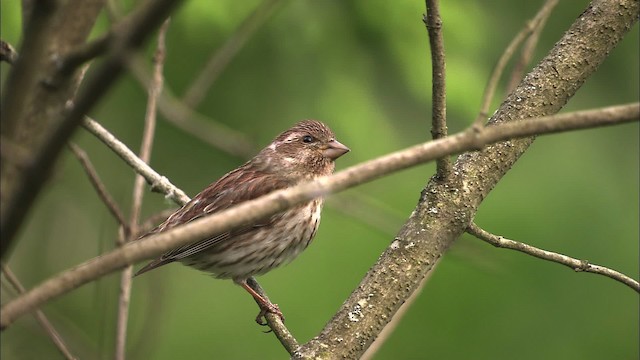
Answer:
[246, 278, 299, 355]
[108, 0, 255, 158]
[424, 0, 451, 179]
[128, 57, 255, 158]
[68, 143, 128, 227]
[472, 0, 558, 126]
[114, 19, 170, 360]
[467, 223, 639, 292]
[82, 117, 190, 206]
[1, 264, 77, 360]
[2, 103, 636, 330]
[182, 0, 286, 108]
[507, 0, 558, 92]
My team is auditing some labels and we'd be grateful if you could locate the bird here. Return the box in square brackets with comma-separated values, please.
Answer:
[134, 120, 349, 324]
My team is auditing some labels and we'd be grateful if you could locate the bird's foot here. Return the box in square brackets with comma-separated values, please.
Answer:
[256, 301, 284, 326]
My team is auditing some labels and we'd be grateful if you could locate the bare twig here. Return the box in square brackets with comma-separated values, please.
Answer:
[472, 0, 558, 126]
[82, 117, 190, 206]
[467, 223, 639, 292]
[246, 278, 299, 355]
[424, 0, 451, 179]
[68, 143, 128, 227]
[2, 103, 636, 330]
[506, 0, 558, 92]
[128, 58, 256, 158]
[108, 0, 255, 158]
[115, 19, 170, 360]
[182, 0, 286, 108]
[1, 264, 77, 360]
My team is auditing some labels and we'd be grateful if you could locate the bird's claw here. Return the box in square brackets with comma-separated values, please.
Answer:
[255, 302, 284, 329]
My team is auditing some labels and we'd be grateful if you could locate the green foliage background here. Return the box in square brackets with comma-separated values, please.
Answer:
[1, 1, 638, 359]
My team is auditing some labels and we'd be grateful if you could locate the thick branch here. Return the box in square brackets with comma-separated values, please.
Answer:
[1, 103, 636, 330]
[467, 223, 639, 292]
[0, 0, 106, 258]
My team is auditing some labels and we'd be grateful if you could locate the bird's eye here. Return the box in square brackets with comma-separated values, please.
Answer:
[302, 135, 314, 143]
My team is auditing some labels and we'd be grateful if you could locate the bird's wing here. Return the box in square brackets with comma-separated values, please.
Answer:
[134, 167, 293, 276]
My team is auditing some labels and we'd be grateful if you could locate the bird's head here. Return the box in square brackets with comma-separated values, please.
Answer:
[256, 120, 350, 179]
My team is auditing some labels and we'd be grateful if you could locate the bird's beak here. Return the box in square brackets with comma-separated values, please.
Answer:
[323, 139, 350, 160]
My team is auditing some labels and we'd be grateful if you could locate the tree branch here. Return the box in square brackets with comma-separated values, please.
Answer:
[68, 143, 128, 227]
[424, 0, 451, 179]
[1, 103, 636, 330]
[467, 223, 639, 292]
[114, 18, 171, 360]
[0, 0, 183, 259]
[1, 0, 106, 258]
[1, 264, 77, 360]
[472, 0, 558, 126]
[129, 62, 256, 158]
[246, 278, 300, 354]
[182, 0, 286, 108]
[81, 117, 190, 206]
[506, 0, 557, 93]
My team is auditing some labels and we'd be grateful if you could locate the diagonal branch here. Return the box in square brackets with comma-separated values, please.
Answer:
[472, 0, 558, 126]
[467, 223, 639, 292]
[1, 264, 77, 360]
[246, 278, 300, 354]
[81, 117, 190, 206]
[68, 143, 128, 227]
[1, 102, 636, 330]
[182, 0, 287, 108]
[506, 0, 558, 92]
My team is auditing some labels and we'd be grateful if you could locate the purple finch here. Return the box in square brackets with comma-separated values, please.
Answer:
[135, 120, 349, 324]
